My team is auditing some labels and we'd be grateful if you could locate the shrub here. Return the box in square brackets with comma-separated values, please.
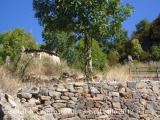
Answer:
[151, 45, 160, 61]
[107, 51, 120, 66]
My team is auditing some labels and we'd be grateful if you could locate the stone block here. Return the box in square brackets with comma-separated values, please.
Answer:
[127, 81, 136, 89]
[132, 92, 141, 99]
[52, 103, 66, 108]
[49, 91, 61, 97]
[90, 87, 100, 94]
[40, 96, 51, 101]
[42, 114, 56, 120]
[57, 88, 68, 92]
[61, 96, 70, 100]
[112, 102, 121, 110]
[19, 93, 32, 99]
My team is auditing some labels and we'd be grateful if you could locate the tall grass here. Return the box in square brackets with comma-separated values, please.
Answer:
[0, 66, 21, 94]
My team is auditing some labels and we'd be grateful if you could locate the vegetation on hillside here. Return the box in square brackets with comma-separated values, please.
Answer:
[0, 2, 159, 85]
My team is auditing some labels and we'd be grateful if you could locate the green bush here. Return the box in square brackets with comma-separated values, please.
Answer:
[140, 51, 150, 61]
[131, 39, 143, 59]
[107, 51, 120, 66]
[151, 45, 160, 61]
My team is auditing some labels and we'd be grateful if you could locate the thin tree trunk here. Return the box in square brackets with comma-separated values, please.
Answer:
[84, 30, 92, 81]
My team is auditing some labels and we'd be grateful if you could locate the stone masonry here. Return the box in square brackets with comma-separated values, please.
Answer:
[17, 80, 160, 120]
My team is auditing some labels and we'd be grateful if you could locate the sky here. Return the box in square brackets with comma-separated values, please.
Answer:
[0, 0, 160, 44]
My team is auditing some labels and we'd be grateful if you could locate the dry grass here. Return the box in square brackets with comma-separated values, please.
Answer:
[104, 64, 132, 81]
[104, 61, 160, 81]
[0, 66, 21, 94]
[0, 54, 159, 95]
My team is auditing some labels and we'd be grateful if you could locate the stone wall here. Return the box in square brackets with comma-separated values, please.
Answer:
[17, 80, 160, 120]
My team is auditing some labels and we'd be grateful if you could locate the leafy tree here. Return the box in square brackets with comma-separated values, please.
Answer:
[130, 39, 143, 59]
[41, 29, 78, 66]
[0, 28, 39, 61]
[76, 38, 107, 71]
[150, 15, 160, 44]
[133, 19, 150, 35]
[33, 0, 133, 80]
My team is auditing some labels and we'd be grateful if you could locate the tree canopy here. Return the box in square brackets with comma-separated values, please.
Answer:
[0, 28, 39, 61]
[33, 0, 133, 80]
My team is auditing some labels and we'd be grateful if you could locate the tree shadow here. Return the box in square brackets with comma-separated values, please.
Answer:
[0, 104, 4, 120]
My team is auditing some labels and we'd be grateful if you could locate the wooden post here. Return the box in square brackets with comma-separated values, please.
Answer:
[136, 67, 138, 75]
[157, 68, 159, 81]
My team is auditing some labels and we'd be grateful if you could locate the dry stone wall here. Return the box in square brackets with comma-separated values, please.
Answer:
[17, 80, 160, 120]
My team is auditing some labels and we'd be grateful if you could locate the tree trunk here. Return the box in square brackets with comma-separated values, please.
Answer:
[84, 30, 92, 81]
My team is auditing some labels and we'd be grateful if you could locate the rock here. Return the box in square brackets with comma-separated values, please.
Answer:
[152, 86, 160, 94]
[96, 94, 104, 99]
[119, 92, 132, 98]
[70, 97, 78, 102]
[97, 115, 109, 119]
[52, 103, 66, 108]
[47, 86, 56, 91]
[43, 108, 55, 114]
[19, 93, 32, 99]
[112, 102, 121, 110]
[42, 114, 56, 120]
[32, 106, 39, 113]
[68, 103, 76, 108]
[21, 98, 26, 103]
[44, 101, 51, 106]
[122, 114, 129, 120]
[30, 86, 40, 95]
[64, 92, 75, 97]
[64, 116, 80, 120]
[28, 98, 41, 105]
[39, 88, 49, 96]
[127, 81, 136, 89]
[40, 96, 51, 101]
[119, 87, 125, 93]
[132, 92, 141, 99]
[78, 112, 86, 119]
[65, 84, 75, 92]
[23, 102, 36, 107]
[76, 103, 86, 109]
[124, 100, 133, 109]
[59, 108, 73, 114]
[59, 114, 76, 119]
[49, 91, 61, 98]
[57, 88, 68, 92]
[61, 96, 70, 100]
[90, 87, 100, 94]
[136, 82, 148, 89]
[112, 96, 119, 102]
[74, 83, 85, 87]
[140, 99, 147, 105]
[86, 114, 96, 119]
[112, 92, 119, 97]
[54, 100, 67, 103]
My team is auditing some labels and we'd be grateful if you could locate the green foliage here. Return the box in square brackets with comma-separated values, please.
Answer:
[33, 0, 133, 79]
[0, 28, 39, 61]
[75, 38, 107, 70]
[133, 19, 150, 35]
[107, 51, 120, 66]
[151, 45, 160, 61]
[131, 39, 143, 59]
[33, 0, 133, 38]
[150, 15, 160, 43]
[140, 51, 150, 61]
